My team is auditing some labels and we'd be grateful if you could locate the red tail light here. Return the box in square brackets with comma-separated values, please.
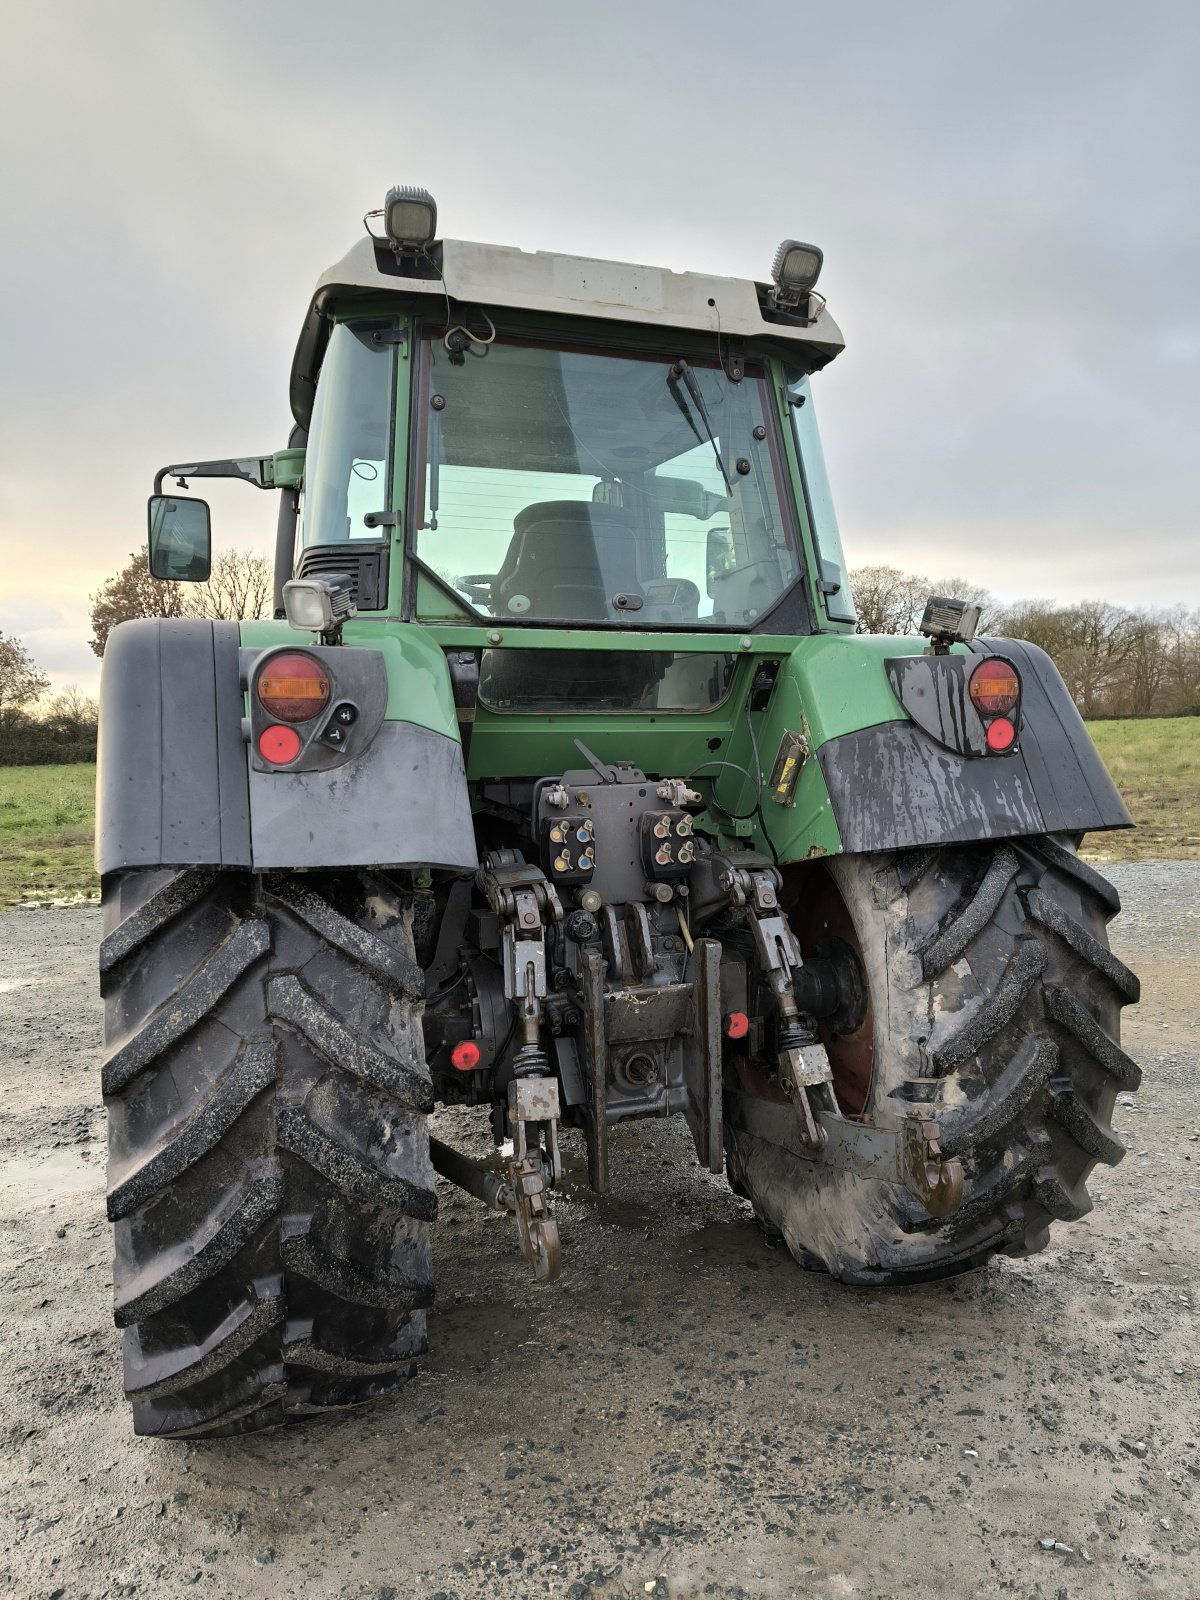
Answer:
[258, 724, 302, 765]
[450, 1040, 481, 1070]
[986, 717, 1016, 752]
[255, 651, 331, 723]
[969, 658, 1020, 716]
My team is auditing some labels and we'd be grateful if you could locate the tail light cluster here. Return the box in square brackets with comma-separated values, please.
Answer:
[254, 651, 332, 765]
[968, 657, 1020, 754]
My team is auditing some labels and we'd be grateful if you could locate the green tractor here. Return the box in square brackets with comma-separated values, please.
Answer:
[97, 187, 1140, 1437]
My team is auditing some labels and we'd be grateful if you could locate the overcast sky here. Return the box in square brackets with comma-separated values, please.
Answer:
[1, 0, 1197, 694]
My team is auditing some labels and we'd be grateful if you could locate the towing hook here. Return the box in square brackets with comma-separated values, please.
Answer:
[428, 1137, 563, 1284]
[903, 1114, 964, 1219]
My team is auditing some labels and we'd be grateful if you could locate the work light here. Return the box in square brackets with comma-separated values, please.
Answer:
[919, 595, 982, 651]
[384, 184, 438, 249]
[283, 574, 357, 635]
[770, 239, 823, 304]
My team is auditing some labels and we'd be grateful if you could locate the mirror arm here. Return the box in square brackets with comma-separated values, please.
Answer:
[153, 457, 275, 495]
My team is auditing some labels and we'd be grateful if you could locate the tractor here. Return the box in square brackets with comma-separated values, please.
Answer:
[97, 187, 1140, 1437]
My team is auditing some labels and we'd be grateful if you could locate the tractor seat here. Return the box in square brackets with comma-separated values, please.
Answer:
[495, 500, 642, 620]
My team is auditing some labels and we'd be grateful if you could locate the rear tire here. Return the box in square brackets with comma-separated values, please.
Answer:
[725, 836, 1140, 1285]
[100, 868, 435, 1437]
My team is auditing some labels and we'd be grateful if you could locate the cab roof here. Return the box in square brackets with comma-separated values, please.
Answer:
[290, 235, 844, 429]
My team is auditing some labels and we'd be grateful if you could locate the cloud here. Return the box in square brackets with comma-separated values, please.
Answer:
[0, 0, 1196, 697]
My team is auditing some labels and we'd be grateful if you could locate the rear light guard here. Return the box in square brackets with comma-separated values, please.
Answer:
[244, 644, 389, 773]
[969, 655, 1021, 755]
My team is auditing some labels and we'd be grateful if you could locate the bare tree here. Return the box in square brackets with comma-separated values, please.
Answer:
[849, 565, 932, 634]
[0, 632, 50, 738]
[1059, 601, 1134, 720]
[1162, 607, 1200, 713]
[184, 548, 273, 622]
[40, 685, 99, 741]
[89, 550, 185, 657]
[1122, 609, 1170, 717]
[930, 575, 997, 633]
[90, 547, 273, 655]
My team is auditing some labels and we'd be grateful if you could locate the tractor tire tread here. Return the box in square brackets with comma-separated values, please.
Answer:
[916, 845, 1019, 979]
[102, 867, 433, 1438]
[106, 1037, 278, 1221]
[101, 918, 269, 1095]
[725, 837, 1139, 1285]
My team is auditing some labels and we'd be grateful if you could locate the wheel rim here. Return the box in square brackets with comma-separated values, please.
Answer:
[782, 864, 875, 1116]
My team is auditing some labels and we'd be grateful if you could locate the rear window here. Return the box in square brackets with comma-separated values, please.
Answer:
[478, 650, 737, 714]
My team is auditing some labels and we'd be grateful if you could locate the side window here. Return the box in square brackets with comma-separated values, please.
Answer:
[786, 372, 856, 624]
[301, 323, 393, 546]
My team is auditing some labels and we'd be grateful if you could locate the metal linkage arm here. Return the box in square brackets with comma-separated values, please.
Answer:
[717, 856, 835, 1149]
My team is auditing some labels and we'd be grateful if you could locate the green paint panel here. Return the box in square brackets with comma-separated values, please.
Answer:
[269, 447, 305, 489]
[238, 619, 460, 739]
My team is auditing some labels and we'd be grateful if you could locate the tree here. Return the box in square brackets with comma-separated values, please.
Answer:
[849, 564, 932, 634]
[990, 599, 1078, 661]
[1059, 601, 1134, 720]
[89, 547, 274, 655]
[1122, 609, 1169, 718]
[1162, 607, 1200, 714]
[0, 632, 50, 739]
[40, 685, 99, 744]
[930, 575, 997, 634]
[185, 549, 273, 622]
[89, 550, 185, 656]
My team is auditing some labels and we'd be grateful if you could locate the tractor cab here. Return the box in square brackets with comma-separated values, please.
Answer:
[283, 196, 857, 649]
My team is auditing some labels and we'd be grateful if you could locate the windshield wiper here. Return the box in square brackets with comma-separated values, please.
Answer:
[669, 360, 733, 495]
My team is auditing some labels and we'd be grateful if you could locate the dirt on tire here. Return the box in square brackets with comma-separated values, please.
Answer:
[100, 867, 434, 1436]
[728, 837, 1139, 1282]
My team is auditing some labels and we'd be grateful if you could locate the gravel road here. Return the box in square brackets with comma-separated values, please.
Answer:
[1, 863, 1197, 1600]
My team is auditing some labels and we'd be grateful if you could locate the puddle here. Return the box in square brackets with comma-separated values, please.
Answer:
[0, 1147, 103, 1203]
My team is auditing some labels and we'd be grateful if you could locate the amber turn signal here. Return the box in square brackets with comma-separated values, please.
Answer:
[968, 657, 1020, 716]
[255, 651, 331, 722]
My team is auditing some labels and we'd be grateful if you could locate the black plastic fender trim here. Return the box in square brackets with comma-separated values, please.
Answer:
[819, 639, 1131, 854]
[97, 619, 252, 874]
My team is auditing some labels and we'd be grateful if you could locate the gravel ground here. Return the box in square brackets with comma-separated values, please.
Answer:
[0, 863, 1197, 1600]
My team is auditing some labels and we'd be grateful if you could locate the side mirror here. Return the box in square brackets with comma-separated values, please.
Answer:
[655, 477, 727, 520]
[705, 526, 735, 596]
[147, 494, 211, 582]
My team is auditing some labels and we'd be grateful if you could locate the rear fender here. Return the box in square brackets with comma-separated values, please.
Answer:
[97, 618, 477, 874]
[759, 634, 1130, 861]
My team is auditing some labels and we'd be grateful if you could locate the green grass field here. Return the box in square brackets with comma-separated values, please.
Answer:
[0, 719, 1195, 906]
[1080, 717, 1200, 864]
[0, 764, 97, 907]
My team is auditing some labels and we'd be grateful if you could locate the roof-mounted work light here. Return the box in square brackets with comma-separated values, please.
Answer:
[770, 239, 823, 301]
[919, 595, 982, 655]
[384, 184, 437, 250]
